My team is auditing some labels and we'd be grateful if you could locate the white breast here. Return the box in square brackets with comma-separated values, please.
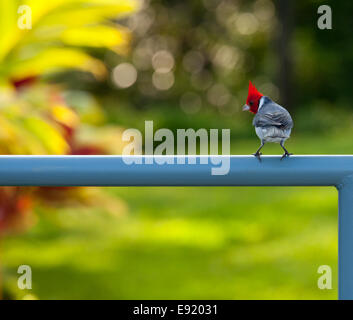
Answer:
[258, 96, 266, 111]
[255, 127, 291, 143]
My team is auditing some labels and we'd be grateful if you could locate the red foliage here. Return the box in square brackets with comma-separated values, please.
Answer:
[10, 76, 38, 91]
[0, 188, 33, 234]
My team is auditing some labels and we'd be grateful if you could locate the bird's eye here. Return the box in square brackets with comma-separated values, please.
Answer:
[249, 101, 253, 106]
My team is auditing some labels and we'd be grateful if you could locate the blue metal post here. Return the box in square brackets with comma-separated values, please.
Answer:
[338, 175, 353, 299]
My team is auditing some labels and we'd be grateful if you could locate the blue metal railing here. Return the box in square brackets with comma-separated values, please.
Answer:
[0, 155, 352, 299]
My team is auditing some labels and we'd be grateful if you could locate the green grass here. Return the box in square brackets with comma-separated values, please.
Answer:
[2, 185, 338, 300]
[3, 126, 353, 299]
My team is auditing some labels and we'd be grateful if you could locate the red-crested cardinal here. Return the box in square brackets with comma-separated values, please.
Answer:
[242, 81, 293, 161]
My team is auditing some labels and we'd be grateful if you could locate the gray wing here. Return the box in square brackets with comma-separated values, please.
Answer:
[253, 98, 293, 130]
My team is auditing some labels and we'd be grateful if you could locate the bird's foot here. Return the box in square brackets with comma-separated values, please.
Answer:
[252, 152, 262, 162]
[280, 152, 293, 160]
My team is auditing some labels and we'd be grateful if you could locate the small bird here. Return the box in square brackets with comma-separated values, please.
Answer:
[242, 81, 293, 161]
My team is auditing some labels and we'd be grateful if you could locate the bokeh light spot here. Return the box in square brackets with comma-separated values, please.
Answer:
[180, 92, 202, 114]
[152, 50, 175, 73]
[112, 63, 138, 88]
[183, 51, 205, 74]
[207, 83, 230, 106]
[152, 71, 174, 90]
[236, 13, 259, 35]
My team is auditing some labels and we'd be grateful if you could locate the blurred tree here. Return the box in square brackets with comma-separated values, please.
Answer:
[295, 0, 353, 108]
[274, 0, 294, 109]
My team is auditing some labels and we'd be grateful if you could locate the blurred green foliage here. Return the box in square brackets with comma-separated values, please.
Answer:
[295, 0, 353, 107]
[0, 0, 136, 234]
[0, 0, 136, 80]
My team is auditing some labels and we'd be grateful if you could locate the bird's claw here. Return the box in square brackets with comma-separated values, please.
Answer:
[252, 152, 262, 162]
[280, 152, 293, 160]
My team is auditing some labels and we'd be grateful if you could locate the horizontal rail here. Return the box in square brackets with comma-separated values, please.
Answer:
[0, 155, 351, 186]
